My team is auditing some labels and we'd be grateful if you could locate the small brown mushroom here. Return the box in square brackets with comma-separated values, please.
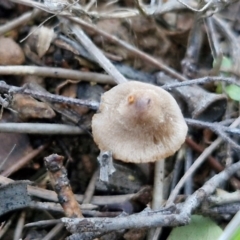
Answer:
[92, 81, 188, 163]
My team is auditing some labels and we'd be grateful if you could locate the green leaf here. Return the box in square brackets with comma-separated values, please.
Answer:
[216, 83, 223, 94]
[220, 56, 232, 71]
[212, 56, 232, 77]
[168, 215, 223, 240]
[213, 56, 232, 72]
[225, 84, 240, 101]
[230, 227, 240, 240]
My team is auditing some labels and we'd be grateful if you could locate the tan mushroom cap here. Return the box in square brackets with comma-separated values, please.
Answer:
[92, 81, 188, 163]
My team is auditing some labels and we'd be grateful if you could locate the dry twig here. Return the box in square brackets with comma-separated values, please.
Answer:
[161, 76, 240, 90]
[0, 66, 115, 84]
[0, 123, 84, 135]
[44, 154, 83, 218]
[0, 81, 99, 110]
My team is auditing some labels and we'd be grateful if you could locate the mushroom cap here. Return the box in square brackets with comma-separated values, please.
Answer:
[92, 81, 188, 163]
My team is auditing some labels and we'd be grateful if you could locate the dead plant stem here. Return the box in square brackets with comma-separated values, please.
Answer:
[0, 65, 115, 84]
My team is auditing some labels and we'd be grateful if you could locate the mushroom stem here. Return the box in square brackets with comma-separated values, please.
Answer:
[152, 159, 165, 209]
[147, 159, 165, 240]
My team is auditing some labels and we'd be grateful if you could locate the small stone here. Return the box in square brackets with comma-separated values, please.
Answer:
[0, 37, 25, 65]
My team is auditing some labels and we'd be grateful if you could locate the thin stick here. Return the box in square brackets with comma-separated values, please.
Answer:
[42, 223, 65, 240]
[0, 81, 99, 110]
[84, 0, 96, 11]
[0, 214, 16, 239]
[69, 24, 128, 84]
[0, 9, 41, 36]
[218, 210, 240, 240]
[82, 169, 99, 204]
[161, 76, 240, 89]
[1, 145, 46, 177]
[0, 144, 16, 170]
[0, 65, 115, 84]
[0, 123, 84, 134]
[13, 211, 26, 240]
[184, 148, 193, 195]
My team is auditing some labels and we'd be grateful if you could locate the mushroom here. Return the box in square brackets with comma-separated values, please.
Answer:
[92, 81, 188, 163]
[92, 81, 188, 236]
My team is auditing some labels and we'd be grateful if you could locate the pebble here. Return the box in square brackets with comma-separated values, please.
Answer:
[0, 37, 25, 65]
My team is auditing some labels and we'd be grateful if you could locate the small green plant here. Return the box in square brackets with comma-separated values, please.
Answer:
[213, 56, 240, 101]
[168, 215, 223, 240]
